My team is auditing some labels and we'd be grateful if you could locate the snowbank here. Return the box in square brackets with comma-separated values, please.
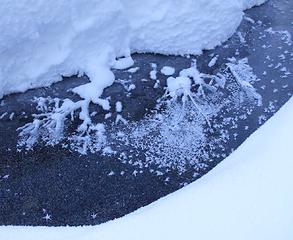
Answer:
[0, 0, 266, 99]
[1, 97, 292, 239]
[0, 0, 130, 100]
[125, 0, 242, 55]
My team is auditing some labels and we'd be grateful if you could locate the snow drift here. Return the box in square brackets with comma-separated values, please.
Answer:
[0, 0, 266, 99]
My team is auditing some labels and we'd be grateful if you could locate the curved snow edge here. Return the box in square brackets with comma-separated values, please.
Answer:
[1, 97, 292, 240]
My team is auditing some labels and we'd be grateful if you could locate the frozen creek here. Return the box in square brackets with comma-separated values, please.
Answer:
[0, 0, 293, 226]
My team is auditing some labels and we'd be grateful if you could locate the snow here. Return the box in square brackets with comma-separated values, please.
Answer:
[127, 67, 140, 73]
[150, 63, 158, 80]
[0, 0, 130, 99]
[0, 0, 267, 99]
[1, 97, 292, 239]
[127, 0, 242, 55]
[161, 66, 175, 76]
[167, 76, 192, 98]
[115, 101, 123, 113]
[208, 55, 219, 67]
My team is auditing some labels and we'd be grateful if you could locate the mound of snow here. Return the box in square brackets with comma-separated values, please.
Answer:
[0, 0, 266, 99]
[0, 0, 131, 99]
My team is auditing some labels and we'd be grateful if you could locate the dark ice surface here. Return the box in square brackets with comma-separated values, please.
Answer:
[0, 0, 292, 226]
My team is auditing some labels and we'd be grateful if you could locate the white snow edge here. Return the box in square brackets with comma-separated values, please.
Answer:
[1, 97, 292, 240]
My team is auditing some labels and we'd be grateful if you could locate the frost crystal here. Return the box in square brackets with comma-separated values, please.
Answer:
[17, 97, 107, 154]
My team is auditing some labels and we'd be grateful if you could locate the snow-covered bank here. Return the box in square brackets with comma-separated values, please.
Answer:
[0, 0, 266, 99]
[1, 97, 292, 239]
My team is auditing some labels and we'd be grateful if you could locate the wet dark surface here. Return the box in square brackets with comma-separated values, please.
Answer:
[0, 0, 292, 226]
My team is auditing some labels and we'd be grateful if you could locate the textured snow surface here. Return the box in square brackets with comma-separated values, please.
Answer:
[0, 0, 266, 98]
[1, 97, 292, 239]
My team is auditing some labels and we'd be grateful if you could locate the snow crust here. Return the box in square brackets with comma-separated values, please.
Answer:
[0, 0, 266, 99]
[1, 97, 292, 239]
